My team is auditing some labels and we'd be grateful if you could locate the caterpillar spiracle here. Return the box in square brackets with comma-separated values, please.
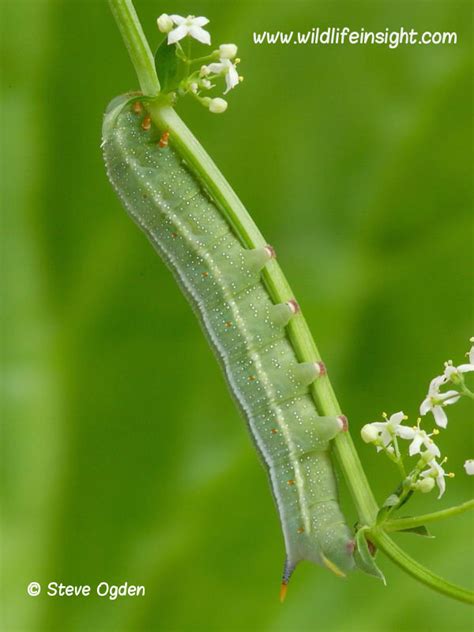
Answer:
[102, 94, 355, 590]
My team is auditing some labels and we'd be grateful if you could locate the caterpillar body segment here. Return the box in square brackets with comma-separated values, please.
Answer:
[102, 94, 355, 579]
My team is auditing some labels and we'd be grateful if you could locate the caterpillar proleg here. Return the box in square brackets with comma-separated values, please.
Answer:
[102, 94, 355, 586]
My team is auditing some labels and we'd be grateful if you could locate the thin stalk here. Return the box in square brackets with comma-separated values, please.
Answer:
[190, 52, 220, 65]
[379, 440, 406, 480]
[371, 529, 473, 605]
[460, 386, 474, 400]
[108, 0, 160, 96]
[385, 499, 474, 532]
[392, 435, 407, 478]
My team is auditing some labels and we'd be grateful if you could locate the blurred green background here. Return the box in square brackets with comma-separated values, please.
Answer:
[2, 0, 473, 630]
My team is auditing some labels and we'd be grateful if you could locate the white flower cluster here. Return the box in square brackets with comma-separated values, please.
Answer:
[361, 338, 474, 498]
[419, 339, 474, 428]
[156, 14, 243, 113]
[361, 412, 449, 497]
[421, 339, 474, 483]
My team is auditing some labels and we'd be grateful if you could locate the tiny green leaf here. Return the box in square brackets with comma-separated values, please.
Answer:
[154, 38, 186, 93]
[354, 528, 386, 584]
[398, 524, 434, 538]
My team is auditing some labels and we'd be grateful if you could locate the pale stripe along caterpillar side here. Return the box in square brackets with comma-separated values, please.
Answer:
[102, 94, 355, 589]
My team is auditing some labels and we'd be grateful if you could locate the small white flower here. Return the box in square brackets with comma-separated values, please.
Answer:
[443, 359, 474, 382]
[167, 14, 211, 46]
[396, 422, 441, 458]
[428, 374, 448, 393]
[420, 375, 460, 428]
[201, 79, 212, 90]
[208, 97, 228, 113]
[464, 459, 474, 476]
[219, 43, 238, 59]
[200, 65, 211, 76]
[364, 411, 407, 451]
[157, 13, 174, 34]
[206, 58, 240, 94]
[420, 459, 452, 499]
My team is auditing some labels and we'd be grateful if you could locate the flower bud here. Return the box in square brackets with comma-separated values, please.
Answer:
[415, 477, 435, 493]
[464, 459, 474, 475]
[361, 424, 379, 444]
[208, 97, 228, 113]
[157, 13, 174, 34]
[219, 43, 238, 59]
[200, 65, 210, 76]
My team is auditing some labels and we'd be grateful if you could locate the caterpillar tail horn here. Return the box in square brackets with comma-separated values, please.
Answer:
[280, 558, 297, 602]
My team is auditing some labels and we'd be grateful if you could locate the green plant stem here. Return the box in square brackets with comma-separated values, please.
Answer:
[380, 441, 406, 480]
[392, 435, 407, 478]
[460, 385, 474, 400]
[190, 52, 220, 65]
[385, 499, 474, 532]
[108, 0, 160, 96]
[371, 529, 473, 605]
[108, 0, 474, 604]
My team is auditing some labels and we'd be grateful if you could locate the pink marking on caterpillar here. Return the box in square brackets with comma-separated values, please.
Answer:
[264, 244, 276, 259]
[287, 299, 300, 314]
[338, 415, 349, 432]
[316, 360, 326, 376]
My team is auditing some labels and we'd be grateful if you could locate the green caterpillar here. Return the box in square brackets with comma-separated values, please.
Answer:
[102, 94, 355, 588]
